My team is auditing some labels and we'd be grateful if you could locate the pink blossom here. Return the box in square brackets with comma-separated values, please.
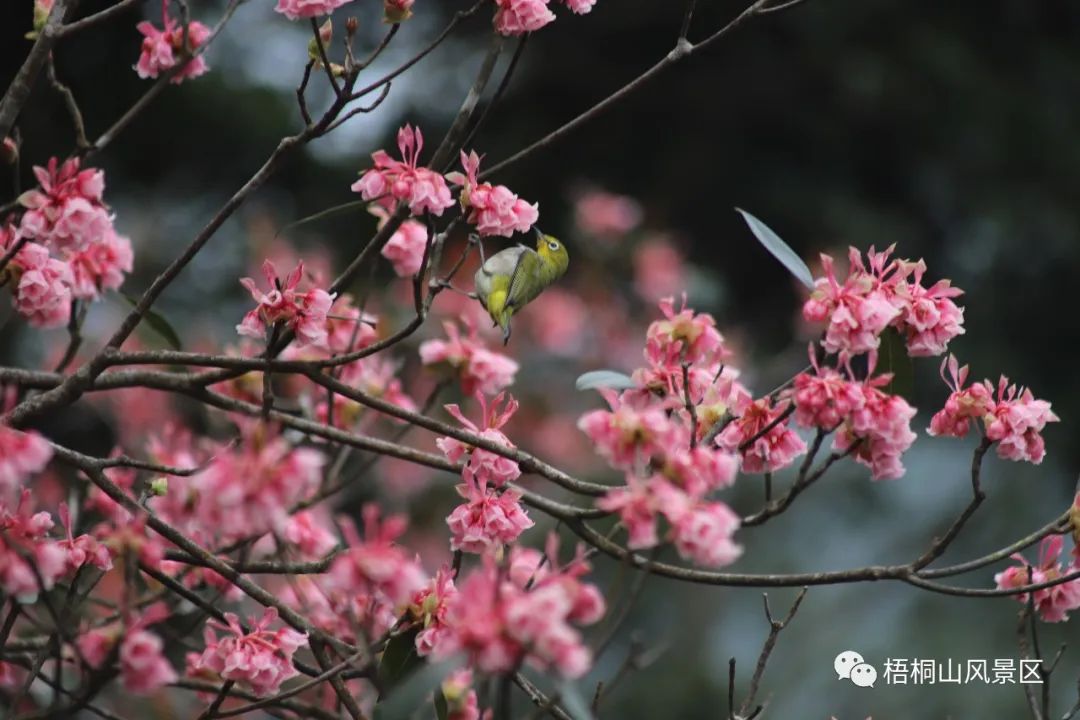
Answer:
[381, 217, 428, 276]
[187, 429, 326, 543]
[791, 350, 865, 430]
[193, 607, 307, 696]
[280, 510, 338, 559]
[440, 669, 483, 720]
[897, 260, 965, 356]
[67, 228, 133, 299]
[384, 0, 415, 23]
[451, 151, 539, 237]
[559, 0, 596, 12]
[78, 603, 175, 693]
[803, 250, 901, 355]
[716, 398, 806, 474]
[437, 392, 521, 489]
[135, 18, 211, 83]
[411, 565, 458, 656]
[995, 537, 1080, 623]
[834, 371, 917, 480]
[578, 388, 680, 472]
[275, 0, 355, 20]
[57, 502, 112, 574]
[493, 0, 556, 35]
[420, 320, 519, 395]
[237, 259, 335, 348]
[352, 125, 455, 217]
[18, 157, 110, 252]
[435, 536, 604, 678]
[0, 490, 65, 598]
[596, 477, 659, 549]
[927, 355, 993, 439]
[928, 355, 1058, 464]
[804, 246, 966, 357]
[668, 500, 742, 568]
[646, 296, 730, 368]
[574, 188, 641, 238]
[0, 424, 52, 496]
[984, 376, 1059, 464]
[446, 476, 534, 553]
[327, 504, 427, 608]
[120, 628, 178, 694]
[13, 246, 74, 328]
[315, 355, 417, 429]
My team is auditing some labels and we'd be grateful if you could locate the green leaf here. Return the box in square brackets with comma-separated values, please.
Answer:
[879, 326, 914, 400]
[377, 627, 423, 695]
[276, 199, 373, 238]
[575, 370, 635, 392]
[121, 294, 182, 350]
[735, 208, 815, 289]
[434, 689, 449, 720]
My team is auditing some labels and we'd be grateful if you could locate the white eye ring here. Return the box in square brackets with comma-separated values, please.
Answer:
[547, 241, 559, 251]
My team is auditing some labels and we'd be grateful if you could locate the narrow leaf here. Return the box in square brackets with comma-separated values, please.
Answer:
[879, 326, 915, 400]
[575, 370, 635, 392]
[376, 627, 423, 694]
[434, 690, 449, 720]
[735, 208, 815, 289]
[121, 294, 182, 350]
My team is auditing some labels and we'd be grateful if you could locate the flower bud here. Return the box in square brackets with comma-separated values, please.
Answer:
[0, 137, 17, 166]
[149, 477, 169, 497]
[383, 0, 414, 24]
[345, 16, 359, 36]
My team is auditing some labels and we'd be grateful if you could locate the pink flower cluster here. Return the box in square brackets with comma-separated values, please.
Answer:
[315, 505, 427, 640]
[995, 536, 1080, 623]
[237, 259, 335, 348]
[57, 502, 112, 574]
[439, 669, 485, 720]
[0, 490, 65, 598]
[5, 158, 133, 327]
[170, 427, 326, 545]
[450, 151, 539, 237]
[786, 351, 918, 480]
[352, 125, 455, 217]
[431, 537, 605, 678]
[581, 298, 744, 567]
[803, 246, 964, 357]
[135, 15, 211, 83]
[717, 397, 807, 475]
[315, 355, 417, 429]
[440, 393, 534, 553]
[928, 355, 1058, 464]
[274, 0, 355, 20]
[493, 0, 596, 36]
[410, 565, 458, 656]
[0, 424, 52, 498]
[191, 607, 307, 696]
[420, 320, 519, 395]
[79, 603, 176, 694]
[372, 205, 428, 276]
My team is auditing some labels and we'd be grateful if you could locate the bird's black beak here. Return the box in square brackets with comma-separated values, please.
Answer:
[533, 227, 545, 242]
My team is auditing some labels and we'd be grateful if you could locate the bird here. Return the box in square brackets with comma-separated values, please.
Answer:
[473, 229, 569, 344]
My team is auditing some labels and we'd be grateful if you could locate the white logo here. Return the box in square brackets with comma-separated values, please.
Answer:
[835, 651, 876, 688]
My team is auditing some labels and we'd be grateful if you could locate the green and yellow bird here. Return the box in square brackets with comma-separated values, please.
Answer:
[474, 230, 569, 344]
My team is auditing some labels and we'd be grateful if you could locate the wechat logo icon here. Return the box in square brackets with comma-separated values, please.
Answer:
[835, 651, 877, 688]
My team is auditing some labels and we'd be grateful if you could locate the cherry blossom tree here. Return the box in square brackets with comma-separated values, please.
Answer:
[0, 1, 1078, 719]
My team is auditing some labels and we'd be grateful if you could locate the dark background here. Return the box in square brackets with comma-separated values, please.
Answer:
[3, 1, 1080, 717]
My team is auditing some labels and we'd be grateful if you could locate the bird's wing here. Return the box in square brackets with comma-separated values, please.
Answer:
[474, 246, 527, 302]
[505, 247, 542, 310]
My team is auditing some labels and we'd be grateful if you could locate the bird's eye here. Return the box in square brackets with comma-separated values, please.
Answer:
[547, 241, 559, 251]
